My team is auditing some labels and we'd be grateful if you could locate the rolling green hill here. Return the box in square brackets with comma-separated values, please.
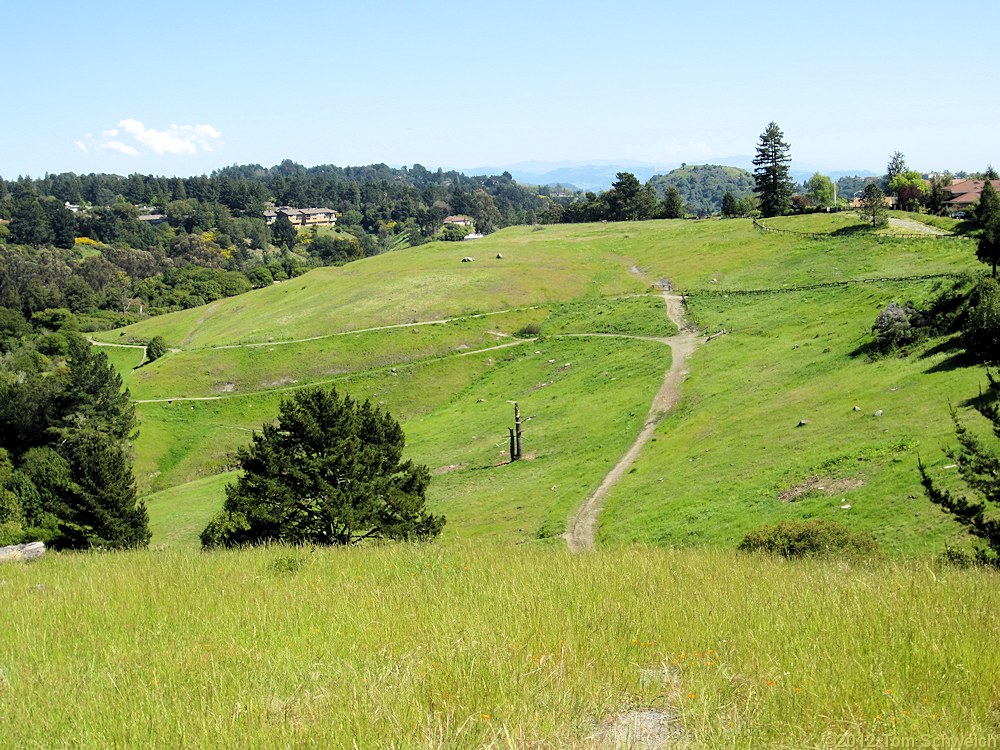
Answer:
[9, 212, 995, 749]
[99, 214, 983, 555]
[648, 164, 755, 215]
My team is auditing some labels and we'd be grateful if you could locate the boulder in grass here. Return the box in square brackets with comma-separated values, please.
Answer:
[0, 542, 45, 563]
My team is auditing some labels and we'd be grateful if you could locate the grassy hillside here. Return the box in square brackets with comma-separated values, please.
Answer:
[2, 545, 996, 748]
[97, 217, 985, 554]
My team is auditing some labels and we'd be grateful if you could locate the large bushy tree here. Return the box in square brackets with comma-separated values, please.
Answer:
[202, 387, 444, 548]
[752, 122, 794, 217]
[806, 173, 835, 208]
[605, 172, 658, 221]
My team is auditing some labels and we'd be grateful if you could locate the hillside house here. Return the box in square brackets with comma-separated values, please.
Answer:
[263, 207, 338, 227]
[443, 215, 474, 227]
[942, 179, 1000, 213]
[851, 195, 897, 209]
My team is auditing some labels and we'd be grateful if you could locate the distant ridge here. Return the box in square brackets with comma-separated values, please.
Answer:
[462, 159, 877, 192]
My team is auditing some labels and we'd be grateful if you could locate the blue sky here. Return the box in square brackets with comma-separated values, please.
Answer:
[2, 0, 994, 178]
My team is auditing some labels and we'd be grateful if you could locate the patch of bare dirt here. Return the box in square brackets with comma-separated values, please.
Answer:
[528, 380, 555, 393]
[592, 709, 684, 749]
[218, 382, 237, 393]
[778, 475, 865, 502]
[263, 376, 299, 388]
[431, 463, 467, 476]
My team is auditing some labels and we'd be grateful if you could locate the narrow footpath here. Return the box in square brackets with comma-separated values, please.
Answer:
[565, 291, 699, 553]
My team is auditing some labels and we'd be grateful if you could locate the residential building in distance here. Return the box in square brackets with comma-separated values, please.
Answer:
[942, 179, 1000, 213]
[263, 206, 338, 226]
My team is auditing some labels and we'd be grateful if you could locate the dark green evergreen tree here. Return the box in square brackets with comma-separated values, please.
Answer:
[9, 194, 52, 248]
[975, 178, 1000, 277]
[606, 172, 656, 221]
[146, 336, 167, 363]
[201, 386, 444, 548]
[926, 177, 948, 216]
[0, 335, 147, 549]
[42, 199, 77, 249]
[662, 186, 685, 219]
[270, 214, 298, 249]
[721, 191, 738, 217]
[752, 122, 794, 218]
[61, 428, 149, 548]
[919, 373, 1000, 566]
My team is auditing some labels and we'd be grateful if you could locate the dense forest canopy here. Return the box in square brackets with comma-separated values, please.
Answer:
[0, 161, 549, 331]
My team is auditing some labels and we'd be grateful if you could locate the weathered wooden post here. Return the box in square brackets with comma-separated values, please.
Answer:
[514, 402, 523, 460]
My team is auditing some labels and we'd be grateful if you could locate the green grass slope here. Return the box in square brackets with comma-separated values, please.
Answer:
[99, 217, 985, 554]
[599, 281, 984, 555]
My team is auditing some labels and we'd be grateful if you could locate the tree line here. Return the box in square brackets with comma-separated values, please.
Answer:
[0, 162, 553, 335]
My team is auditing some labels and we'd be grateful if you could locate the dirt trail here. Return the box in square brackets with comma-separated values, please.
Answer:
[887, 217, 948, 235]
[565, 291, 699, 553]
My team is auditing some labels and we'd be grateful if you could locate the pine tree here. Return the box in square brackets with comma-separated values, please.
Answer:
[884, 151, 906, 191]
[0, 335, 147, 549]
[752, 122, 794, 218]
[202, 386, 444, 548]
[975, 179, 1000, 278]
[721, 191, 738, 217]
[271, 213, 297, 248]
[919, 374, 1000, 565]
[662, 187, 685, 219]
[606, 172, 656, 221]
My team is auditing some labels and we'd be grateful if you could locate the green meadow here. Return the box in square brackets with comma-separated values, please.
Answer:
[1, 544, 996, 748]
[4, 212, 998, 748]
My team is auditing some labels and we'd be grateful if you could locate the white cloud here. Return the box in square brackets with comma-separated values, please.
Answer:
[76, 119, 224, 158]
[118, 119, 223, 155]
[104, 141, 140, 156]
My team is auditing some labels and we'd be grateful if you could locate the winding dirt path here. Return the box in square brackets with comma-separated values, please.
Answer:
[565, 291, 699, 553]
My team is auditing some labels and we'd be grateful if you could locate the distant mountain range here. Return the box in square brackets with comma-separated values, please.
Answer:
[462, 159, 877, 192]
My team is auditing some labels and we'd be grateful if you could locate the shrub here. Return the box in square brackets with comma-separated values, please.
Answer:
[738, 519, 880, 559]
[515, 323, 542, 338]
[871, 302, 926, 353]
[146, 336, 167, 363]
[441, 224, 471, 242]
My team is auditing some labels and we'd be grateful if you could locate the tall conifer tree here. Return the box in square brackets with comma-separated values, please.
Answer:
[752, 122, 794, 218]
